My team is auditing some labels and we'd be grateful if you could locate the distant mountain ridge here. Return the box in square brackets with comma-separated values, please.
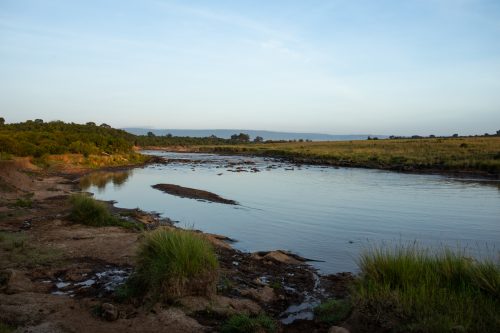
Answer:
[123, 128, 386, 141]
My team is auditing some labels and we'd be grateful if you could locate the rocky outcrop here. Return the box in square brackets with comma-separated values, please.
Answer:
[251, 250, 308, 265]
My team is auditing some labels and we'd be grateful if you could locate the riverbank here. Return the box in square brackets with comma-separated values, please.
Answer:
[148, 136, 500, 179]
[1, 155, 498, 333]
[0, 157, 356, 333]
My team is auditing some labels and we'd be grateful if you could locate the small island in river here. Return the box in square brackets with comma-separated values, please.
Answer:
[152, 183, 238, 205]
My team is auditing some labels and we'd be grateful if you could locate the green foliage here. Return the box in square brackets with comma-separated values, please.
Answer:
[126, 228, 218, 300]
[0, 231, 63, 268]
[0, 152, 12, 160]
[221, 314, 277, 333]
[230, 133, 250, 142]
[0, 120, 134, 157]
[353, 245, 500, 333]
[314, 299, 352, 325]
[69, 194, 142, 230]
[13, 197, 33, 208]
[135, 134, 230, 147]
[0, 322, 15, 333]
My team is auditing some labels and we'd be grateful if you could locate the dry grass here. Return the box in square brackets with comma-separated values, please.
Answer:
[34, 152, 149, 170]
[193, 136, 500, 175]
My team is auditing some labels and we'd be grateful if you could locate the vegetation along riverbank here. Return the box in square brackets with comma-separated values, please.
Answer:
[2, 119, 500, 178]
[168, 136, 500, 178]
[1, 119, 499, 332]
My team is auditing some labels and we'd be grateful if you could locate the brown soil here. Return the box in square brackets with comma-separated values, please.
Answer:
[152, 183, 238, 205]
[0, 158, 355, 333]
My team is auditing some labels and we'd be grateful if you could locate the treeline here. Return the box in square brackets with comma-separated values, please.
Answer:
[0, 119, 135, 157]
[0, 119, 259, 157]
[134, 134, 230, 146]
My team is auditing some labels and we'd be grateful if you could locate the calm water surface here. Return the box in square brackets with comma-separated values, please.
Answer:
[83, 151, 500, 273]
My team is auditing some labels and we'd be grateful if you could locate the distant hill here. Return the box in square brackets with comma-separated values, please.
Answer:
[123, 128, 386, 141]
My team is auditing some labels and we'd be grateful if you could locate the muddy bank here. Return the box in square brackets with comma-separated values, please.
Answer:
[1, 158, 357, 332]
[152, 183, 238, 205]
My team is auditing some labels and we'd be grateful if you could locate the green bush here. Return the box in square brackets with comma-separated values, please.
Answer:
[314, 299, 351, 325]
[353, 245, 500, 333]
[127, 228, 218, 300]
[69, 194, 116, 226]
[221, 314, 277, 333]
[69, 194, 142, 230]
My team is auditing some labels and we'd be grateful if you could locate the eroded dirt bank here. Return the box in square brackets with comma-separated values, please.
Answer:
[0, 158, 357, 333]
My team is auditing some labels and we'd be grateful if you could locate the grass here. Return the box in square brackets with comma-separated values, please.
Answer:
[46, 153, 150, 169]
[352, 244, 500, 332]
[314, 299, 352, 325]
[125, 228, 218, 300]
[0, 322, 15, 333]
[0, 231, 63, 268]
[0, 152, 13, 161]
[191, 136, 500, 175]
[221, 314, 277, 333]
[69, 194, 143, 230]
[10, 193, 34, 208]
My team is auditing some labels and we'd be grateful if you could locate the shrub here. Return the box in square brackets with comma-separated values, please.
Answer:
[314, 299, 351, 325]
[69, 194, 116, 226]
[353, 245, 500, 333]
[221, 314, 277, 333]
[127, 228, 218, 300]
[69, 194, 141, 230]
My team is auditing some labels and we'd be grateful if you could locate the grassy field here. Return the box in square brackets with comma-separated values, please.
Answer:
[190, 136, 500, 176]
[352, 245, 500, 332]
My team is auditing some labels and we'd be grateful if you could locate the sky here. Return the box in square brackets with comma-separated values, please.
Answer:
[1, 0, 500, 135]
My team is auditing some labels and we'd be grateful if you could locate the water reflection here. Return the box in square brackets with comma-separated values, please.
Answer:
[86, 152, 500, 273]
[80, 170, 132, 191]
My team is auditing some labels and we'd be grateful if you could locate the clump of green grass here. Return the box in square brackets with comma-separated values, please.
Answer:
[11, 193, 34, 208]
[0, 322, 16, 333]
[126, 228, 218, 300]
[0, 231, 62, 268]
[314, 299, 352, 325]
[353, 244, 500, 333]
[221, 314, 277, 333]
[69, 194, 142, 230]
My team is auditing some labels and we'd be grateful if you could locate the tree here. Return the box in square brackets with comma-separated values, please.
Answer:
[86, 122, 96, 126]
[0, 117, 4, 125]
[100, 123, 111, 128]
[34, 119, 44, 124]
[254, 136, 264, 143]
[496, 130, 500, 136]
[230, 133, 250, 142]
[147, 131, 156, 137]
[452, 133, 459, 138]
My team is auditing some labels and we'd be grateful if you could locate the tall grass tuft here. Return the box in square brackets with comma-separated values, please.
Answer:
[69, 194, 142, 230]
[127, 228, 218, 300]
[353, 244, 500, 332]
[221, 314, 277, 333]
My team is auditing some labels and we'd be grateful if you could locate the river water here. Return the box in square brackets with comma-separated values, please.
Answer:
[82, 151, 500, 273]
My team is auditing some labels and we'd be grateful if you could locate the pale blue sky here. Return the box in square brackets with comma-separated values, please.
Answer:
[1, 0, 499, 135]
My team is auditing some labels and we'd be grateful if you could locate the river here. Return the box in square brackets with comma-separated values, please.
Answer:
[82, 151, 500, 273]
